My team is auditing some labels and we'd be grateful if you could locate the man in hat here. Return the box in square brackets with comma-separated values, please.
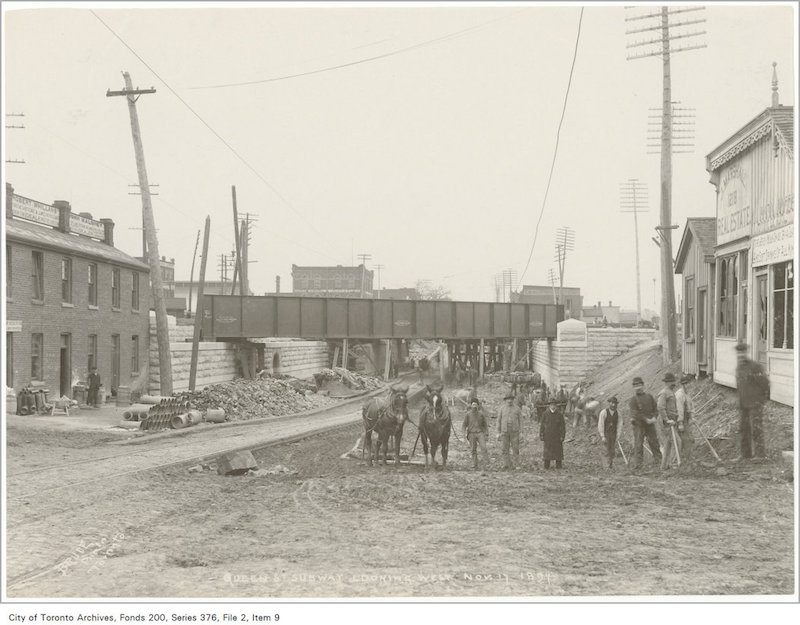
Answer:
[735, 343, 770, 459]
[462, 400, 489, 471]
[497, 393, 523, 469]
[597, 396, 622, 469]
[540, 397, 565, 469]
[658, 372, 681, 470]
[675, 373, 696, 463]
[629, 376, 662, 470]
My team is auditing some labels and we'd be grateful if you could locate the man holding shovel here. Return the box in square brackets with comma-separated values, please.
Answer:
[657, 373, 681, 470]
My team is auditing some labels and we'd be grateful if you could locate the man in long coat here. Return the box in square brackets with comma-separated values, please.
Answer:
[735, 342, 770, 459]
[540, 397, 565, 469]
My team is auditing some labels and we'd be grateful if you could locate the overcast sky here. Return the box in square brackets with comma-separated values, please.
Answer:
[2, 1, 796, 310]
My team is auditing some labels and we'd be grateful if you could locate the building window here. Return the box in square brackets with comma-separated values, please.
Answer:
[772, 261, 794, 349]
[88, 263, 98, 306]
[131, 335, 140, 373]
[88, 334, 98, 371]
[6, 333, 14, 388]
[111, 267, 121, 309]
[6, 246, 11, 299]
[31, 333, 43, 381]
[684, 277, 695, 339]
[131, 272, 140, 311]
[32, 251, 44, 301]
[61, 257, 72, 303]
[717, 254, 738, 337]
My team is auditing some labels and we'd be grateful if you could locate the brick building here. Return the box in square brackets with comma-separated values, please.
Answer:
[514, 285, 583, 320]
[5, 183, 150, 399]
[292, 264, 374, 298]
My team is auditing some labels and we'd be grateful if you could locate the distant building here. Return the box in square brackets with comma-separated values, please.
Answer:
[378, 287, 418, 300]
[5, 183, 149, 398]
[514, 285, 583, 319]
[582, 301, 621, 326]
[292, 264, 373, 298]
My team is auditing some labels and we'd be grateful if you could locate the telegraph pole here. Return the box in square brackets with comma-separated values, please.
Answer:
[620, 179, 649, 322]
[374, 264, 384, 298]
[107, 72, 173, 395]
[5, 113, 26, 164]
[625, 5, 706, 363]
[187, 229, 200, 315]
[554, 227, 575, 307]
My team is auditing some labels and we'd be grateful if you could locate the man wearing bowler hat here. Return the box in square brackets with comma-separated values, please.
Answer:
[628, 376, 662, 470]
[597, 396, 622, 469]
[658, 372, 681, 469]
[497, 393, 522, 470]
[735, 343, 770, 459]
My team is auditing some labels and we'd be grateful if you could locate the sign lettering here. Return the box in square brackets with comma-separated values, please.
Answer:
[11, 195, 59, 226]
[751, 224, 794, 266]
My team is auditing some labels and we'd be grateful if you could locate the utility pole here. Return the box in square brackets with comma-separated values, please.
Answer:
[107, 72, 173, 395]
[187, 229, 200, 315]
[626, 5, 706, 364]
[553, 227, 575, 308]
[357, 253, 371, 298]
[189, 217, 211, 391]
[548, 268, 558, 305]
[620, 179, 649, 323]
[230, 186, 243, 296]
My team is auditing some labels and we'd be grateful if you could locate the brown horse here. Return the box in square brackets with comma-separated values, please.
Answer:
[362, 389, 408, 467]
[418, 385, 451, 469]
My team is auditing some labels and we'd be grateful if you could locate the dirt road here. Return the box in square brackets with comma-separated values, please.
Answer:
[6, 395, 794, 599]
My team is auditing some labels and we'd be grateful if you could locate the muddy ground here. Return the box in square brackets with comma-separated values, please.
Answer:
[4, 344, 796, 599]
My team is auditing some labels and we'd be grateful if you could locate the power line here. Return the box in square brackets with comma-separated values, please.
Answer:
[90, 10, 340, 261]
[188, 10, 529, 91]
[519, 6, 584, 284]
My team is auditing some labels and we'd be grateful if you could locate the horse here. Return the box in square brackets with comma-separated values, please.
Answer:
[418, 384, 452, 469]
[568, 382, 600, 428]
[566, 381, 588, 421]
[362, 388, 409, 467]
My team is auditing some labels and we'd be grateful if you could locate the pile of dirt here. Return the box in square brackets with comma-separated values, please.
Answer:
[186, 377, 339, 421]
[313, 368, 384, 396]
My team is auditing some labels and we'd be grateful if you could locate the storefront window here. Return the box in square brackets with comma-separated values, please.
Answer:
[773, 261, 794, 349]
[718, 254, 738, 337]
[31, 333, 43, 381]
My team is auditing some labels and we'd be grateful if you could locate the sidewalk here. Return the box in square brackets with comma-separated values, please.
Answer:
[5, 402, 135, 432]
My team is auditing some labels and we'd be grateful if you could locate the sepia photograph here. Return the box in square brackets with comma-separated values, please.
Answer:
[2, 0, 798, 614]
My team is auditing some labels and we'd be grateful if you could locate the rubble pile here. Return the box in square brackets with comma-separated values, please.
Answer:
[187, 377, 338, 421]
[315, 368, 384, 391]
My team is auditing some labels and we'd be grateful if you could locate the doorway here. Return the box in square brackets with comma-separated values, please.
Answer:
[697, 289, 707, 365]
[60, 334, 71, 397]
[756, 272, 768, 367]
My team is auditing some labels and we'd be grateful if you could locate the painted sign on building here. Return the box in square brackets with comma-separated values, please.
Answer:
[69, 213, 105, 239]
[751, 224, 795, 266]
[716, 156, 752, 245]
[11, 194, 59, 227]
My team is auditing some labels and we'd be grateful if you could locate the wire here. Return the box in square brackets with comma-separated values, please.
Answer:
[519, 6, 584, 284]
[90, 10, 342, 261]
[187, 9, 528, 90]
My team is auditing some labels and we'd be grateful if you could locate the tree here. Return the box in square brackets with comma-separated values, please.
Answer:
[415, 280, 452, 301]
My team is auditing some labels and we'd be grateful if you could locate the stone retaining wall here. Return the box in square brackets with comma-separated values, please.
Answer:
[148, 315, 329, 394]
[532, 323, 657, 389]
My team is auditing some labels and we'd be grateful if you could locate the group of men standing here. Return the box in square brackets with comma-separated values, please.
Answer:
[459, 341, 770, 472]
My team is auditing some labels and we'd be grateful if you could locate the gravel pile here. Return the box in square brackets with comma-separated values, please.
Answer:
[187, 377, 339, 421]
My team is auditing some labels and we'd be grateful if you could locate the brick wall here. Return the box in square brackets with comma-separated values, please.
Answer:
[5, 241, 149, 397]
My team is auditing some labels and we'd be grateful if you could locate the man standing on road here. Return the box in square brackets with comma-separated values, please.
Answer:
[497, 393, 522, 470]
[463, 400, 489, 471]
[597, 396, 622, 469]
[540, 397, 565, 469]
[629, 376, 662, 470]
[657, 373, 681, 470]
[675, 374, 696, 463]
[87, 367, 102, 408]
[735, 342, 770, 459]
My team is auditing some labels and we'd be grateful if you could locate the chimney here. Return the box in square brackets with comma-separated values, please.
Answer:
[597, 301, 601, 308]
[771, 62, 779, 107]
[53, 200, 71, 233]
[100, 218, 114, 246]
[608, 301, 612, 307]
[6, 183, 14, 219]
[276, 275, 281, 294]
